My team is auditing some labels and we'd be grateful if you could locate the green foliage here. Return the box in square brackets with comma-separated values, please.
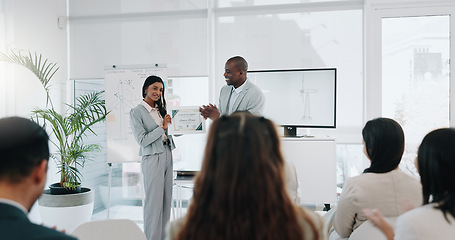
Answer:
[1, 49, 108, 190]
[0, 49, 58, 108]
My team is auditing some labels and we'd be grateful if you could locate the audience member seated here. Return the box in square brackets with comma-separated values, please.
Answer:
[166, 111, 324, 240]
[365, 128, 455, 240]
[331, 118, 422, 239]
[0, 117, 77, 240]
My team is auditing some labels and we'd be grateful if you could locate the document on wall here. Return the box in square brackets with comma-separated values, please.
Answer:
[168, 106, 206, 135]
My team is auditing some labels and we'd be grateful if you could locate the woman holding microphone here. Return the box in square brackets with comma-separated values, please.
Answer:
[130, 75, 175, 240]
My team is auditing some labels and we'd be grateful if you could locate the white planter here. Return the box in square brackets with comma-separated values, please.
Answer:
[38, 187, 94, 233]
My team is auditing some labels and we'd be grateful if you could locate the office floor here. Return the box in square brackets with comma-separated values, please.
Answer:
[91, 204, 189, 231]
[90, 178, 329, 232]
[91, 180, 194, 231]
[91, 203, 326, 233]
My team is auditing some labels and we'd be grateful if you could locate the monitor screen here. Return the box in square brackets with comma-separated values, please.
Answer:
[248, 68, 336, 133]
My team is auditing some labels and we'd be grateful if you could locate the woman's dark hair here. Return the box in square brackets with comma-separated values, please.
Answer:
[142, 75, 166, 117]
[362, 117, 405, 173]
[418, 128, 455, 222]
[176, 111, 320, 240]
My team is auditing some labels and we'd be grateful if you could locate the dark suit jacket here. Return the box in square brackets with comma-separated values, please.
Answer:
[0, 202, 77, 240]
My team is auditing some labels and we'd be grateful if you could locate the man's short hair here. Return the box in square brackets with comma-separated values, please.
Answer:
[228, 56, 248, 72]
[0, 117, 49, 183]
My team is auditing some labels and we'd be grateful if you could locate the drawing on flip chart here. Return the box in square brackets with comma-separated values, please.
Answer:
[109, 79, 136, 140]
[105, 66, 167, 163]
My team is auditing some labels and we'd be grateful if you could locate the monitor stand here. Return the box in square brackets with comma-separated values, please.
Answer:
[284, 126, 302, 138]
[283, 126, 314, 138]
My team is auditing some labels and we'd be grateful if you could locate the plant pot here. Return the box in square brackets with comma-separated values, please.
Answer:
[49, 182, 82, 195]
[38, 187, 94, 233]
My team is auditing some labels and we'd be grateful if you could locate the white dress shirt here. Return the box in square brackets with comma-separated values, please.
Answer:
[395, 203, 455, 240]
[227, 79, 247, 115]
[141, 101, 168, 141]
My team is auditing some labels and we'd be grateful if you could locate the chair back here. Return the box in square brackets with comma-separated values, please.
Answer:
[322, 206, 337, 237]
[349, 217, 397, 240]
[72, 219, 146, 240]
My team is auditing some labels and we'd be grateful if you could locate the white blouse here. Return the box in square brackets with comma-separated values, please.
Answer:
[395, 203, 455, 240]
[141, 101, 168, 141]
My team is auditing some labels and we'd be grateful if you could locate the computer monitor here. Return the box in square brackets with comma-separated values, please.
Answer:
[248, 68, 337, 137]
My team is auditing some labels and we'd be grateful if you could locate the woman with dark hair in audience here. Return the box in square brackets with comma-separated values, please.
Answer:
[166, 111, 324, 240]
[365, 128, 455, 239]
[331, 118, 422, 239]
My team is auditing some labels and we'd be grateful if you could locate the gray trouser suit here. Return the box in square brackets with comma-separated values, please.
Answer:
[129, 104, 176, 240]
[141, 145, 173, 240]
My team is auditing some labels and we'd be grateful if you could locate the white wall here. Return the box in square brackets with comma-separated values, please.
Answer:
[0, 0, 68, 217]
[68, 0, 364, 144]
[68, 1, 207, 79]
[0, 0, 68, 117]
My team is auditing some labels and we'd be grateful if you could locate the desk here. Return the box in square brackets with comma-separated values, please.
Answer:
[281, 137, 337, 205]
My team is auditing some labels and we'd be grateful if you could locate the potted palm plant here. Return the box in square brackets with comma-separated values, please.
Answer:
[0, 49, 108, 232]
[32, 90, 106, 193]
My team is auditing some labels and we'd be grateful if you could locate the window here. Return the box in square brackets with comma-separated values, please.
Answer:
[216, 9, 363, 141]
[366, 5, 455, 176]
[382, 15, 450, 175]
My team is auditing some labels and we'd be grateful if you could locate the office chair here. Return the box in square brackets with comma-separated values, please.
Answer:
[72, 219, 146, 240]
[349, 217, 397, 240]
[322, 205, 337, 238]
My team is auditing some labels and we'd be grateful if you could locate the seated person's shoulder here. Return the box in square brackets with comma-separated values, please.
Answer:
[343, 171, 389, 188]
[3, 220, 77, 240]
[393, 169, 420, 181]
[31, 223, 77, 240]
[340, 174, 366, 190]
[337, 175, 375, 201]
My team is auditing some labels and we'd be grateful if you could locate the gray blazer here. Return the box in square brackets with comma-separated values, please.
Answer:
[130, 104, 175, 156]
[218, 80, 265, 116]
